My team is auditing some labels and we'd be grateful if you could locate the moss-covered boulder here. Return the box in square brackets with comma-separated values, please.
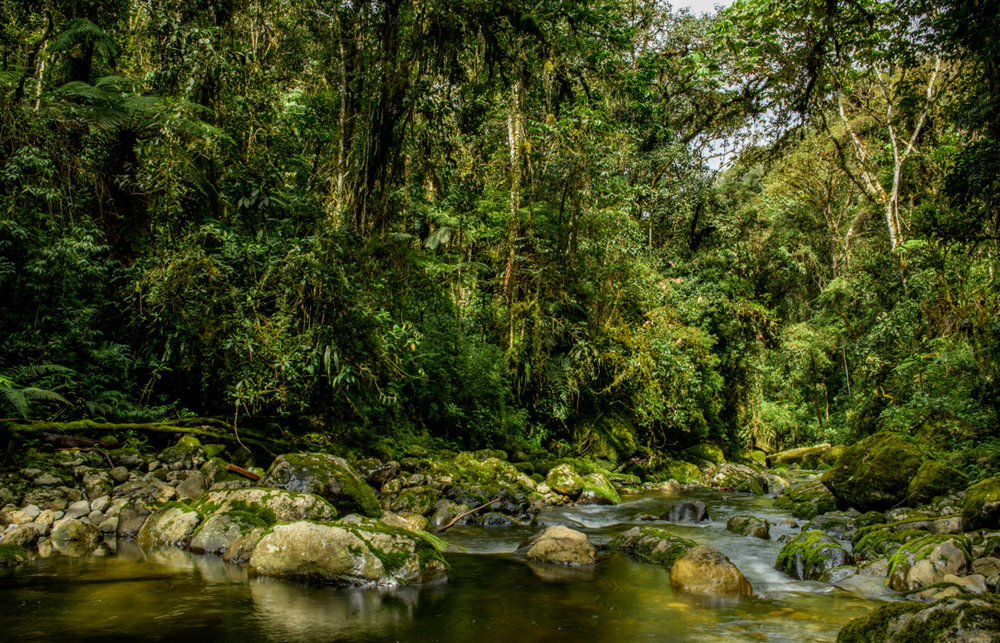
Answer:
[727, 515, 770, 539]
[190, 513, 264, 555]
[609, 526, 697, 567]
[802, 511, 862, 541]
[193, 487, 337, 523]
[887, 535, 970, 591]
[247, 519, 448, 586]
[671, 545, 753, 596]
[519, 526, 598, 566]
[136, 506, 202, 549]
[964, 478, 1000, 531]
[545, 463, 584, 498]
[261, 453, 380, 518]
[157, 437, 208, 471]
[767, 443, 832, 468]
[389, 485, 440, 515]
[907, 461, 967, 507]
[821, 432, 925, 512]
[851, 525, 928, 562]
[705, 463, 767, 495]
[577, 472, 621, 505]
[836, 595, 1000, 642]
[775, 480, 838, 520]
[776, 530, 853, 581]
[662, 459, 703, 484]
[684, 442, 726, 466]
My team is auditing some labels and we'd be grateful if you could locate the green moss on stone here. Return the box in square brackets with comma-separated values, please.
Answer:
[0, 544, 28, 566]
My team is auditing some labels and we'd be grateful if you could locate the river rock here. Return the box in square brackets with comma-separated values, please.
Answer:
[51, 518, 101, 545]
[802, 511, 861, 540]
[609, 526, 697, 567]
[662, 500, 709, 523]
[545, 464, 584, 498]
[116, 505, 151, 538]
[176, 471, 207, 500]
[576, 472, 621, 505]
[98, 516, 118, 533]
[193, 487, 337, 523]
[520, 526, 597, 565]
[706, 463, 767, 495]
[972, 557, 1000, 591]
[247, 520, 448, 586]
[727, 515, 770, 539]
[157, 437, 208, 470]
[1, 524, 40, 548]
[110, 466, 130, 484]
[63, 499, 91, 521]
[260, 453, 380, 518]
[113, 479, 177, 504]
[136, 506, 202, 549]
[907, 461, 967, 507]
[670, 545, 753, 596]
[776, 530, 853, 581]
[389, 485, 440, 515]
[775, 480, 838, 520]
[683, 443, 726, 466]
[963, 478, 1000, 531]
[888, 535, 970, 591]
[190, 513, 257, 554]
[22, 487, 68, 512]
[82, 471, 113, 499]
[820, 432, 925, 512]
[354, 458, 400, 488]
[835, 595, 1000, 642]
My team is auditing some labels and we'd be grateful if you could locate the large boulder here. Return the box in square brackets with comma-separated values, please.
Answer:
[247, 520, 448, 586]
[821, 432, 925, 512]
[50, 518, 101, 546]
[887, 535, 970, 591]
[963, 478, 1000, 531]
[727, 515, 770, 539]
[193, 487, 337, 523]
[670, 545, 753, 596]
[136, 506, 202, 549]
[576, 472, 621, 505]
[776, 530, 853, 581]
[907, 461, 967, 507]
[260, 453, 380, 518]
[608, 526, 697, 567]
[662, 500, 709, 523]
[546, 464, 584, 498]
[705, 463, 767, 495]
[835, 595, 1000, 642]
[519, 526, 597, 566]
[684, 443, 726, 466]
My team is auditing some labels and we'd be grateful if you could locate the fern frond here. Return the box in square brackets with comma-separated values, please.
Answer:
[21, 387, 71, 406]
[0, 386, 28, 417]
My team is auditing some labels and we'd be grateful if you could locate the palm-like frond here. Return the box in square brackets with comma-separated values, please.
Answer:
[0, 386, 29, 417]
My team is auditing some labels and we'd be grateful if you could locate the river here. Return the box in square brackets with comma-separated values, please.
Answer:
[0, 487, 891, 642]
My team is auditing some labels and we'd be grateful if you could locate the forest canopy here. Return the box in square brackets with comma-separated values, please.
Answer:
[1, 0, 998, 473]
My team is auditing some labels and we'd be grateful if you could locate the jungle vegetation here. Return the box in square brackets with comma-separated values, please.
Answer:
[1, 0, 998, 474]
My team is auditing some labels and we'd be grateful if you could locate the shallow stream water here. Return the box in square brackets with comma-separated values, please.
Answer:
[0, 488, 892, 642]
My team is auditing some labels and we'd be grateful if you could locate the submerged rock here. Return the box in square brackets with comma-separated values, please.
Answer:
[670, 545, 753, 596]
[776, 530, 853, 581]
[726, 515, 770, 539]
[662, 500, 709, 523]
[260, 453, 380, 518]
[519, 526, 597, 566]
[836, 595, 1000, 642]
[608, 526, 697, 567]
[820, 432, 925, 512]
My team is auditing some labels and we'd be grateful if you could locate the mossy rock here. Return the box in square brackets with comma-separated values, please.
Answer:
[706, 463, 766, 495]
[191, 487, 337, 523]
[907, 461, 967, 507]
[776, 529, 853, 581]
[775, 480, 837, 519]
[389, 486, 440, 516]
[963, 477, 1000, 531]
[887, 534, 970, 591]
[609, 526, 697, 568]
[0, 543, 28, 567]
[261, 453, 380, 518]
[727, 515, 770, 539]
[577, 472, 621, 505]
[733, 449, 767, 468]
[546, 463, 584, 497]
[684, 442, 726, 466]
[821, 445, 847, 466]
[835, 595, 1000, 642]
[663, 459, 703, 484]
[821, 432, 926, 512]
[851, 525, 930, 562]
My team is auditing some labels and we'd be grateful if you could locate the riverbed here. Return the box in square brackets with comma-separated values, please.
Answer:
[0, 488, 891, 642]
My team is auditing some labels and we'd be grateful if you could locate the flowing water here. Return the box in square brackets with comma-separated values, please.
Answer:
[0, 488, 892, 642]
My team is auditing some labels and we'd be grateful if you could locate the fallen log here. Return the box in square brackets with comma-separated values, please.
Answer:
[226, 463, 262, 482]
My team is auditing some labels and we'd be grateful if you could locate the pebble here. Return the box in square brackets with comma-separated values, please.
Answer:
[110, 466, 129, 484]
[98, 516, 119, 533]
[22, 504, 41, 519]
[91, 495, 111, 513]
[88, 510, 105, 523]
